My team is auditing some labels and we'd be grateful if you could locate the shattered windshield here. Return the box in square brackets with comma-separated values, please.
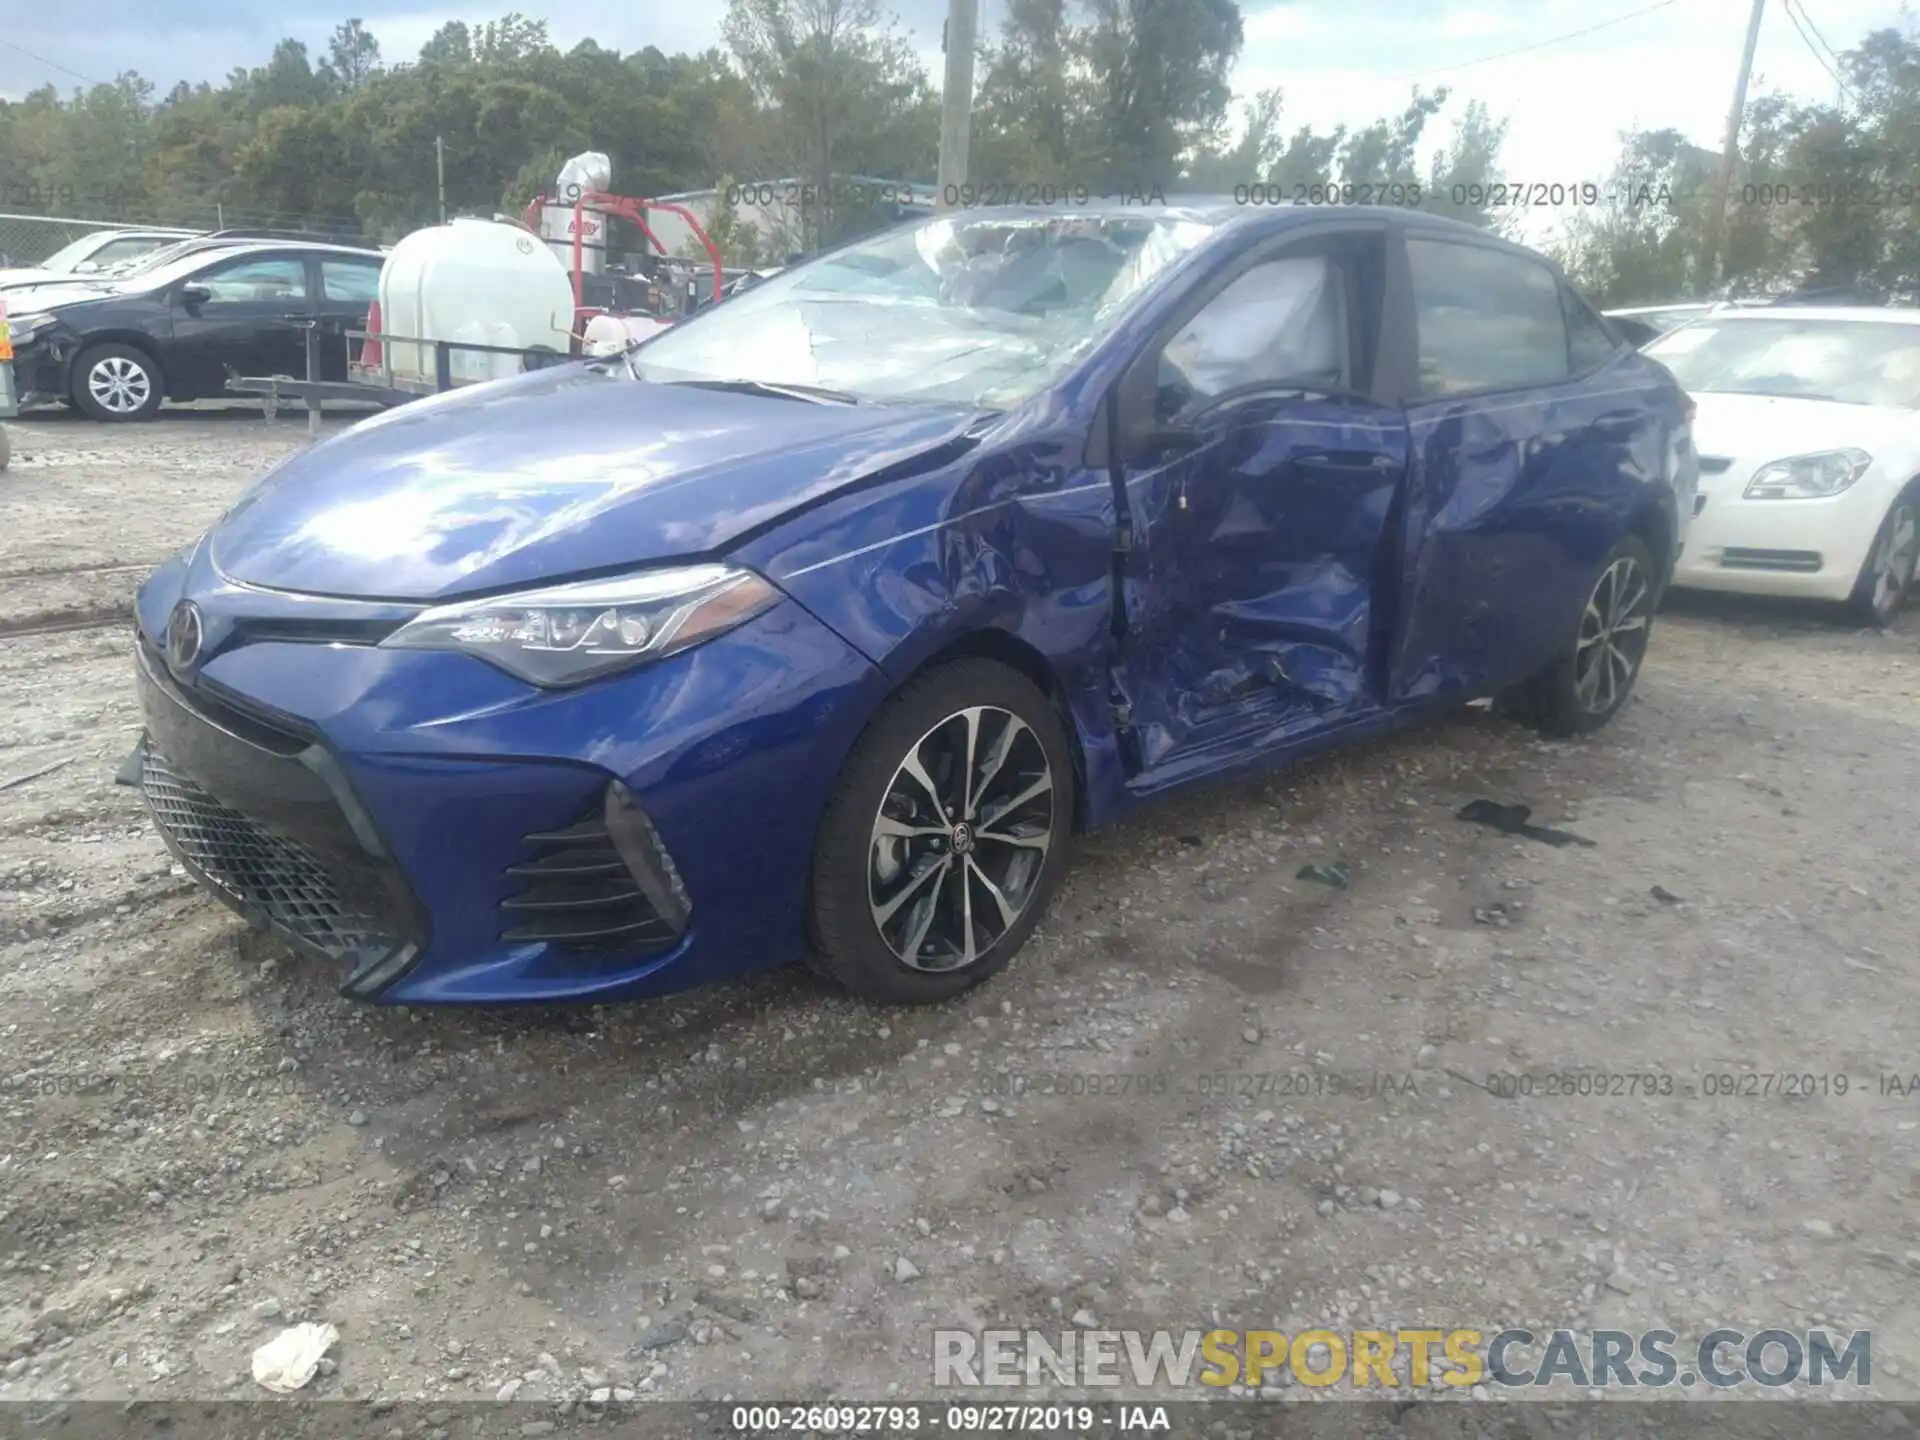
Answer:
[629, 212, 1220, 408]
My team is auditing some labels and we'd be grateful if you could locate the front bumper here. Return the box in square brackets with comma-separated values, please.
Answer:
[1670, 466, 1883, 601]
[7, 337, 68, 407]
[128, 573, 888, 1004]
[131, 637, 428, 996]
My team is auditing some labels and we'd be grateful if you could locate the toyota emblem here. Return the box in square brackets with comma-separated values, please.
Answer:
[166, 601, 203, 671]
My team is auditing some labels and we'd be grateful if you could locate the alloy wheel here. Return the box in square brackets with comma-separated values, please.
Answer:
[1869, 501, 1918, 622]
[87, 355, 153, 415]
[867, 704, 1055, 972]
[1574, 555, 1651, 715]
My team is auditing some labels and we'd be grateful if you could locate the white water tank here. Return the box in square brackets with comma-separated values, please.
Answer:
[539, 150, 613, 275]
[376, 217, 576, 384]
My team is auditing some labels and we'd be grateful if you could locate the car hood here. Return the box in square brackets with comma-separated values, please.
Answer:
[209, 363, 986, 602]
[0, 281, 114, 311]
[1689, 391, 1920, 464]
[0, 267, 66, 290]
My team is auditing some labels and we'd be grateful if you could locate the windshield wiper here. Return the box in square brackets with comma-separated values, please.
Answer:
[656, 377, 861, 406]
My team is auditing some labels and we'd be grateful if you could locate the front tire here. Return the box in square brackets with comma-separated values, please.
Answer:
[807, 658, 1076, 1006]
[1847, 488, 1918, 627]
[72, 343, 162, 422]
[1500, 535, 1657, 737]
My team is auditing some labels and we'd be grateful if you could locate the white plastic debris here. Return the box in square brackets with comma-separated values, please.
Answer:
[251, 1321, 339, 1392]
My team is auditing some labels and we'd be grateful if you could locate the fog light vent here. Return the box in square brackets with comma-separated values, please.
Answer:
[497, 784, 688, 951]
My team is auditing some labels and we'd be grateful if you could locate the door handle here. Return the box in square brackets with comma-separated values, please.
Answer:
[1298, 451, 1398, 470]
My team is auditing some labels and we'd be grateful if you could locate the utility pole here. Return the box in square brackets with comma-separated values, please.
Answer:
[436, 135, 448, 224]
[1703, 0, 1766, 291]
[936, 0, 978, 212]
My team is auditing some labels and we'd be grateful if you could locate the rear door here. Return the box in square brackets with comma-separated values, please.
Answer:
[314, 254, 383, 381]
[1109, 221, 1412, 779]
[1387, 232, 1646, 703]
[167, 250, 314, 395]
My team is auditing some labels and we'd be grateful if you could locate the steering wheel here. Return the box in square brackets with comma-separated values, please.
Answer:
[1156, 356, 1199, 420]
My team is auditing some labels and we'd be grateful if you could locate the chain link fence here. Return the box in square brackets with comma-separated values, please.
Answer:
[0, 202, 385, 268]
[0, 213, 190, 268]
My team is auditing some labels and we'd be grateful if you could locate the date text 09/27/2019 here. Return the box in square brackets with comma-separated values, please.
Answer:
[966, 1069, 1920, 1100]
[715, 180, 1696, 210]
[727, 1405, 1154, 1433]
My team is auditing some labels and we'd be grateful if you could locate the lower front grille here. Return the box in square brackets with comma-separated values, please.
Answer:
[1721, 547, 1823, 573]
[141, 747, 398, 964]
[499, 783, 688, 953]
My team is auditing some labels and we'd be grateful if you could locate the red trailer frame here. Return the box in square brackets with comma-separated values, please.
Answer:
[521, 191, 726, 335]
[229, 198, 729, 420]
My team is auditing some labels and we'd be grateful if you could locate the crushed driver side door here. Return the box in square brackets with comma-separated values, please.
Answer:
[1106, 221, 1413, 787]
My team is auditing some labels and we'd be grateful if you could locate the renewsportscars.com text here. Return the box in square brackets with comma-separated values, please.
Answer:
[932, 1327, 1871, 1389]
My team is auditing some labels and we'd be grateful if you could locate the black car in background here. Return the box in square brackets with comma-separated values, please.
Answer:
[4, 239, 385, 420]
[0, 229, 376, 297]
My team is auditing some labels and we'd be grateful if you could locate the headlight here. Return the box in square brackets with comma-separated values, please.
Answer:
[379, 564, 779, 687]
[5, 313, 54, 343]
[1743, 448, 1872, 499]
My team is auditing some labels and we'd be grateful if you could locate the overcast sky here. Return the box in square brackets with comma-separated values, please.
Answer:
[1, 0, 1912, 206]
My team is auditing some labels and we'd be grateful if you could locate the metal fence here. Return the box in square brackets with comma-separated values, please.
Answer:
[0, 212, 189, 268]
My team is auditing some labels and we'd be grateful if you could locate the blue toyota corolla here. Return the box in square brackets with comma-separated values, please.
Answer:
[126, 201, 1696, 1007]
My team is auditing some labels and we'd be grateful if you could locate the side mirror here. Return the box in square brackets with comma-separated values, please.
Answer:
[179, 283, 212, 307]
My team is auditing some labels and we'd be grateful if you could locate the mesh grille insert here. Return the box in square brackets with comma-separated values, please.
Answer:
[140, 747, 397, 963]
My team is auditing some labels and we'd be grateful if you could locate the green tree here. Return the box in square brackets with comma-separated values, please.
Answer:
[1078, 0, 1243, 187]
[723, 0, 934, 246]
[1423, 99, 1510, 232]
[1552, 128, 1720, 305]
[690, 175, 767, 267]
[971, 0, 1083, 180]
[323, 20, 383, 92]
[419, 22, 475, 66]
[249, 40, 331, 111]
[1180, 87, 1282, 191]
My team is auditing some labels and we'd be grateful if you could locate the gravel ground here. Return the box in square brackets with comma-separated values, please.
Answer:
[2, 407, 1918, 1413]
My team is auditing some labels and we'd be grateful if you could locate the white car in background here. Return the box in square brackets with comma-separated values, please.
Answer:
[1605, 301, 1720, 347]
[1644, 306, 1920, 625]
[0, 227, 197, 290]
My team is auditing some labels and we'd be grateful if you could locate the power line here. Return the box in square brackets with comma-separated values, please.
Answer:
[1381, 0, 1686, 83]
[1781, 0, 1851, 97]
[0, 37, 105, 87]
[1786, 0, 1843, 63]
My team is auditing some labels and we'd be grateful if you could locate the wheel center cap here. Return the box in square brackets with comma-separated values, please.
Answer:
[950, 822, 974, 856]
